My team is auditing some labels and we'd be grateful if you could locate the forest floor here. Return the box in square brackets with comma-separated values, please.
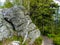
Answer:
[41, 36, 54, 45]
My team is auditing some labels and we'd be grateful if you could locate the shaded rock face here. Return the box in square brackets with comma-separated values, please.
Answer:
[1, 6, 40, 44]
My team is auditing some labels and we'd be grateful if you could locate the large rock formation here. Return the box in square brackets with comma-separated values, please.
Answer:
[1, 5, 40, 44]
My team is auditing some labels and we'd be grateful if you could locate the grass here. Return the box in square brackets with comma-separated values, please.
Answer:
[33, 37, 42, 45]
[0, 35, 42, 45]
[0, 41, 2, 45]
[0, 35, 24, 45]
[53, 36, 60, 45]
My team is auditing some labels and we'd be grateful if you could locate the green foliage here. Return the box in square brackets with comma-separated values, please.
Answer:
[23, 0, 28, 9]
[22, 43, 28, 45]
[12, 35, 18, 41]
[47, 34, 56, 38]
[0, 6, 4, 8]
[4, 1, 13, 8]
[4, 35, 23, 45]
[30, 0, 58, 35]
[54, 20, 60, 35]
[53, 36, 60, 45]
[5, 35, 19, 41]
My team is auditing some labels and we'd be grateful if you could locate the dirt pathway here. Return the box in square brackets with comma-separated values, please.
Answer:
[42, 36, 54, 45]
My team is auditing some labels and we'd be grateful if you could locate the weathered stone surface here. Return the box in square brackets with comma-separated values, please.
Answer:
[0, 13, 13, 41]
[1, 5, 40, 44]
[8, 41, 20, 45]
[28, 29, 40, 44]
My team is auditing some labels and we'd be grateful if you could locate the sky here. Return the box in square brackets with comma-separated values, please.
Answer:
[0, 0, 5, 6]
[53, 0, 60, 5]
[0, 0, 5, 2]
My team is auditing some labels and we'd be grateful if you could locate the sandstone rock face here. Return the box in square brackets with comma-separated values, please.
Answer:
[1, 6, 40, 44]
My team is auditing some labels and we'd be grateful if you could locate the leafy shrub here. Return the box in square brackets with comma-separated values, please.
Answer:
[30, 0, 58, 36]
[47, 34, 56, 38]
[53, 36, 60, 45]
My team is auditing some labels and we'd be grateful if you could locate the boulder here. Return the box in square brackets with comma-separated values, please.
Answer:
[2, 5, 40, 44]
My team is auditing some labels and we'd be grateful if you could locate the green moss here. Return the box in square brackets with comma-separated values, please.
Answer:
[22, 43, 27, 45]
